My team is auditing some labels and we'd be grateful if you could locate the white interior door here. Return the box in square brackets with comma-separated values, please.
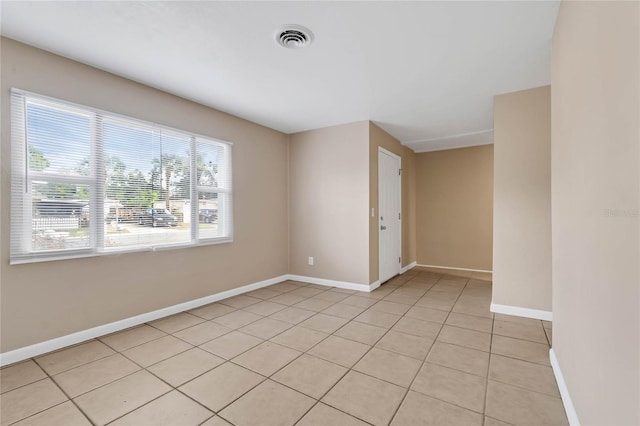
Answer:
[379, 148, 401, 284]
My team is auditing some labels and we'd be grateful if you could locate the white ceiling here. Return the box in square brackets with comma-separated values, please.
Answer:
[0, 1, 559, 152]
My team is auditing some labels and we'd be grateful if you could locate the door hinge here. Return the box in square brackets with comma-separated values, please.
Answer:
[399, 257, 401, 263]
[398, 168, 402, 176]
[398, 213, 401, 220]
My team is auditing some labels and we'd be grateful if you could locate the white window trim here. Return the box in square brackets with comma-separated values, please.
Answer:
[10, 88, 233, 264]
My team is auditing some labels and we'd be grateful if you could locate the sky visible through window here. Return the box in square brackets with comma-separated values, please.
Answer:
[26, 101, 220, 194]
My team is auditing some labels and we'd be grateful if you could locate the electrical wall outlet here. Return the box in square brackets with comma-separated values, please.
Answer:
[308, 256, 314, 266]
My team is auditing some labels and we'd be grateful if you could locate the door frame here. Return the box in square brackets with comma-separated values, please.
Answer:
[378, 146, 402, 283]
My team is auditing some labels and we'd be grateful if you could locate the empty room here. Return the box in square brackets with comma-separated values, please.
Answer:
[0, 1, 637, 426]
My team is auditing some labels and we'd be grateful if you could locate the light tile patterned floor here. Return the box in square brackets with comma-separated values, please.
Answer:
[0, 268, 565, 426]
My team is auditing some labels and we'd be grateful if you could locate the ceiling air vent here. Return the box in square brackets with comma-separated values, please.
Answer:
[276, 25, 314, 49]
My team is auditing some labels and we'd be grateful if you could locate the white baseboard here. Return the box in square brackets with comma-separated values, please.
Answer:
[0, 274, 289, 367]
[550, 348, 581, 426]
[416, 264, 492, 273]
[400, 261, 417, 274]
[369, 280, 381, 291]
[287, 274, 371, 292]
[490, 303, 552, 321]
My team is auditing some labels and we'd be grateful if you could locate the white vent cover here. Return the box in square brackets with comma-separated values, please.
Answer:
[275, 25, 314, 49]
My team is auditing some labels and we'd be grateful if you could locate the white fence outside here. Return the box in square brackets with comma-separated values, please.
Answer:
[32, 217, 80, 231]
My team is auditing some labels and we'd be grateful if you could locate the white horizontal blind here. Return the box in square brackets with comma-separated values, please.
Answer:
[10, 89, 233, 263]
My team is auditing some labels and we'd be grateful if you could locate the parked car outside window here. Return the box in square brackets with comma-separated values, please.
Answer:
[199, 209, 218, 223]
[138, 208, 178, 227]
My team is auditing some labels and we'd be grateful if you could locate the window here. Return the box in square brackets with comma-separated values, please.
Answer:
[10, 89, 233, 263]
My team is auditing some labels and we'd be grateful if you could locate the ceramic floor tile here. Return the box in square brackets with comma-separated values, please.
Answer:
[73, 370, 171, 426]
[232, 341, 301, 376]
[238, 317, 293, 340]
[269, 293, 307, 306]
[199, 331, 263, 360]
[354, 309, 401, 328]
[405, 306, 449, 324]
[270, 326, 329, 352]
[391, 316, 442, 339]
[218, 295, 262, 309]
[247, 288, 283, 300]
[322, 371, 405, 426]
[10, 401, 90, 426]
[353, 348, 422, 387]
[308, 336, 371, 368]
[99, 325, 166, 352]
[427, 342, 490, 377]
[484, 416, 513, 426]
[414, 297, 456, 312]
[148, 312, 204, 334]
[376, 330, 433, 360]
[321, 303, 366, 320]
[242, 300, 288, 316]
[212, 310, 263, 329]
[201, 416, 232, 426]
[179, 362, 264, 412]
[383, 293, 420, 305]
[437, 325, 492, 352]
[294, 297, 336, 312]
[313, 291, 350, 303]
[0, 379, 67, 426]
[489, 354, 560, 397]
[188, 303, 236, 320]
[542, 320, 552, 330]
[452, 296, 493, 319]
[148, 347, 224, 387]
[392, 287, 428, 298]
[121, 335, 192, 367]
[340, 295, 379, 308]
[445, 312, 494, 333]
[272, 354, 348, 399]
[268, 282, 301, 293]
[391, 390, 483, 426]
[300, 313, 349, 333]
[0, 360, 47, 394]
[269, 306, 316, 324]
[36, 340, 116, 375]
[370, 300, 411, 316]
[411, 363, 486, 413]
[297, 403, 369, 426]
[486, 380, 568, 425]
[109, 390, 212, 426]
[334, 321, 387, 345]
[493, 320, 548, 344]
[491, 335, 551, 366]
[327, 287, 358, 295]
[290, 287, 326, 298]
[172, 321, 232, 346]
[53, 353, 140, 398]
[219, 379, 315, 426]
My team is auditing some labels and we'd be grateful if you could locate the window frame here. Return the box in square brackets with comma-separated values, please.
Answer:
[10, 88, 233, 264]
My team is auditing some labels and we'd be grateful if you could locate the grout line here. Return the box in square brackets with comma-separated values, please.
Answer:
[13, 271, 508, 426]
[388, 274, 471, 425]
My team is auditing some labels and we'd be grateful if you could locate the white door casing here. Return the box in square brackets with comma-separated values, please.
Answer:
[378, 147, 401, 284]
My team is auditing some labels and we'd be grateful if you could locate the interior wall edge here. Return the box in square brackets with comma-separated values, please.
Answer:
[550, 348, 582, 426]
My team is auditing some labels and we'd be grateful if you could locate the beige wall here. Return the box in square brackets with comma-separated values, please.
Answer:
[493, 86, 551, 312]
[0, 38, 290, 352]
[552, 2, 639, 424]
[369, 123, 416, 283]
[289, 122, 370, 285]
[415, 145, 493, 271]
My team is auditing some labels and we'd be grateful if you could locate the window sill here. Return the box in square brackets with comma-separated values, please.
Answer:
[9, 237, 233, 265]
